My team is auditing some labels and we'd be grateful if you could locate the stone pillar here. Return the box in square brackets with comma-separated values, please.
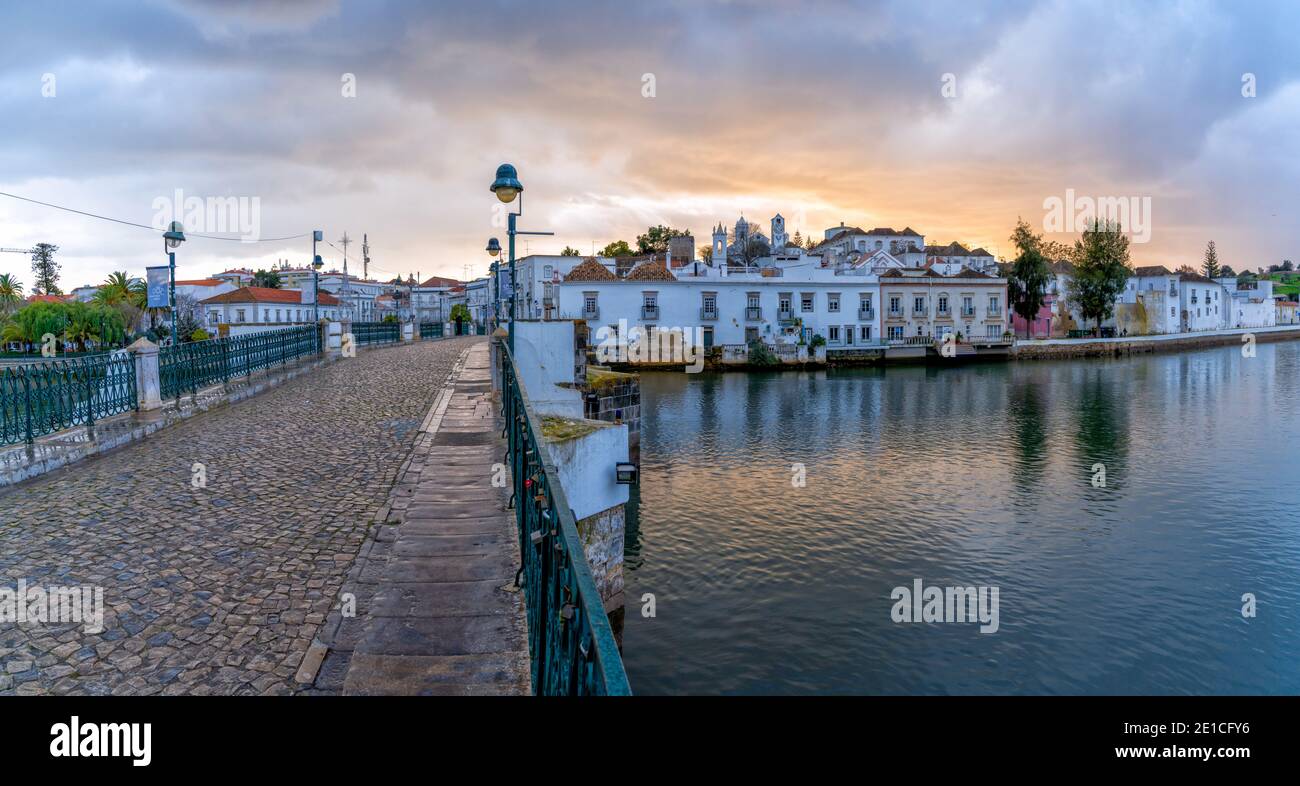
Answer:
[402, 322, 414, 342]
[127, 337, 162, 411]
[326, 321, 343, 360]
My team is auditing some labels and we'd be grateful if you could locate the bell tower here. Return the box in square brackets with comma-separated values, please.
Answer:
[712, 223, 727, 266]
[771, 214, 787, 251]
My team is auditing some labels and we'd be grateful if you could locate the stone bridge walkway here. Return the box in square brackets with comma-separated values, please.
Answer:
[0, 336, 483, 695]
[332, 342, 529, 695]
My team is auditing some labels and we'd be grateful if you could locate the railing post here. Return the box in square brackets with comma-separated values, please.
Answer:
[84, 360, 95, 427]
[21, 368, 33, 445]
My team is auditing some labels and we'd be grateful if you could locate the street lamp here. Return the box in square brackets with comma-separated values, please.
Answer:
[486, 237, 501, 330]
[489, 163, 552, 350]
[163, 221, 186, 344]
[311, 230, 323, 324]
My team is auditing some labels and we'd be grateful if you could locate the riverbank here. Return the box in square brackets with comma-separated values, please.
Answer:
[1012, 324, 1300, 360]
[595, 325, 1300, 372]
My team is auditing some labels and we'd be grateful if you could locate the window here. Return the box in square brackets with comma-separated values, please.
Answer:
[962, 296, 974, 315]
[263, 309, 270, 322]
[801, 293, 814, 312]
[889, 296, 901, 314]
[779, 294, 792, 314]
[236, 309, 245, 322]
[913, 296, 925, 314]
[888, 325, 904, 340]
[844, 325, 854, 345]
[275, 309, 281, 322]
[702, 293, 717, 314]
[860, 326, 871, 342]
[986, 324, 1000, 338]
[209, 311, 219, 325]
[937, 296, 948, 314]
[584, 293, 598, 315]
[747, 292, 760, 309]
[989, 296, 1000, 313]
[827, 293, 840, 313]
[828, 325, 841, 342]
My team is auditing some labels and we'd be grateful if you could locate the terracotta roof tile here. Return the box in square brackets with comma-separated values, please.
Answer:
[563, 257, 618, 282]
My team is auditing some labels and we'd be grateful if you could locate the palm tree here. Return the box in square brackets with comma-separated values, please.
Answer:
[0, 273, 23, 317]
[93, 271, 147, 334]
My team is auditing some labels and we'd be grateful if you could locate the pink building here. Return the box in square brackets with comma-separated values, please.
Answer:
[1010, 293, 1056, 338]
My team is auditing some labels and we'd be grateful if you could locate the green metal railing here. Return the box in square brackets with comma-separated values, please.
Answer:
[1, 352, 138, 445]
[161, 326, 319, 400]
[419, 322, 444, 339]
[499, 343, 631, 696]
[351, 321, 400, 345]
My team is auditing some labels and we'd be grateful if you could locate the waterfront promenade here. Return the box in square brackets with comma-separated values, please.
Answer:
[0, 336, 483, 695]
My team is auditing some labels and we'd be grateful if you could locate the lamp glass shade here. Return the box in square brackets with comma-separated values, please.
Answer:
[489, 163, 523, 203]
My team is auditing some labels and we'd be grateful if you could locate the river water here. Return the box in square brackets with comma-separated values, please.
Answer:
[621, 340, 1300, 694]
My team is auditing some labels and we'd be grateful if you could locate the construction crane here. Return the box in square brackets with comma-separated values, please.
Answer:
[0, 247, 36, 254]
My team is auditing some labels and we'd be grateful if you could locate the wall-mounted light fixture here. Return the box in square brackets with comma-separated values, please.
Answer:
[615, 462, 637, 485]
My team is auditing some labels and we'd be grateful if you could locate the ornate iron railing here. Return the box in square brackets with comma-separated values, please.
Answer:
[351, 321, 400, 345]
[0, 351, 138, 445]
[419, 322, 444, 339]
[161, 326, 319, 400]
[499, 343, 631, 696]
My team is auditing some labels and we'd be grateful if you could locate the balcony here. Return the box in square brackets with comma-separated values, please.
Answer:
[581, 306, 600, 320]
[745, 307, 763, 321]
[778, 309, 793, 321]
[641, 305, 660, 320]
[887, 308, 904, 319]
[912, 307, 928, 318]
[858, 307, 875, 320]
[961, 307, 975, 317]
[700, 307, 718, 321]
[936, 308, 951, 318]
[987, 306, 1002, 316]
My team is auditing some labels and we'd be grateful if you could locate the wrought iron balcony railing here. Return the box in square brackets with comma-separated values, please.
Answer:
[700, 307, 718, 320]
[582, 306, 600, 320]
[961, 307, 976, 317]
[746, 307, 762, 321]
[641, 306, 660, 320]
[498, 343, 632, 696]
[859, 307, 875, 320]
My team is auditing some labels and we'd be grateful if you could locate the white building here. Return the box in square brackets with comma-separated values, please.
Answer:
[513, 254, 613, 320]
[199, 286, 343, 328]
[926, 242, 998, 274]
[318, 272, 385, 322]
[412, 275, 460, 324]
[556, 256, 1008, 351]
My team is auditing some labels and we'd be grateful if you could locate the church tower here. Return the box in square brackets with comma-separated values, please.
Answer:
[712, 223, 727, 266]
[771, 214, 787, 251]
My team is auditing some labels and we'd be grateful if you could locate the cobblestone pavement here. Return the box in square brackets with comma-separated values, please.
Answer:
[0, 337, 481, 695]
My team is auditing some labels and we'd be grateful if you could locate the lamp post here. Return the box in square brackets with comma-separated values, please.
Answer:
[485, 237, 501, 331]
[489, 163, 552, 351]
[312, 230, 324, 324]
[163, 221, 186, 344]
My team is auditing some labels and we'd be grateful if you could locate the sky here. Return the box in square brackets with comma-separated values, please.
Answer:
[1, 0, 1298, 291]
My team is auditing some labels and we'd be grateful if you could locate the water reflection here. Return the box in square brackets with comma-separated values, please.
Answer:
[623, 342, 1300, 694]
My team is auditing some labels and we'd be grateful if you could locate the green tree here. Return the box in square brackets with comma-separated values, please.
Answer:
[93, 271, 147, 335]
[0, 273, 23, 318]
[1202, 240, 1221, 279]
[1006, 218, 1053, 337]
[1220, 265, 1236, 277]
[560, 246, 580, 256]
[601, 240, 633, 257]
[1066, 219, 1132, 331]
[252, 269, 282, 288]
[7, 301, 70, 350]
[635, 225, 690, 255]
[449, 303, 471, 323]
[30, 243, 61, 295]
[698, 245, 713, 264]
